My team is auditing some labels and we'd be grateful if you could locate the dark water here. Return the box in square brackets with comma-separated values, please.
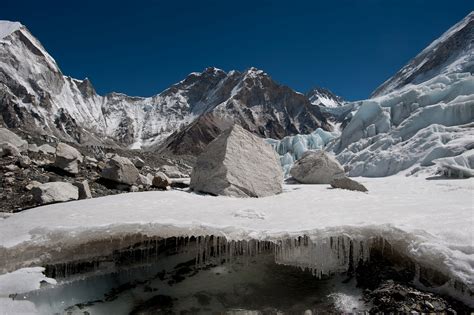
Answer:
[21, 251, 367, 314]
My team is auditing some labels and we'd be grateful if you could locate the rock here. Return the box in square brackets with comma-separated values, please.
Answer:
[131, 157, 145, 169]
[101, 156, 140, 185]
[159, 165, 184, 178]
[32, 158, 52, 166]
[4, 177, 14, 185]
[28, 143, 39, 153]
[290, 150, 344, 184]
[17, 155, 31, 168]
[38, 144, 56, 155]
[85, 156, 98, 164]
[73, 180, 92, 199]
[3, 164, 19, 172]
[146, 173, 154, 182]
[170, 178, 190, 188]
[0, 128, 27, 152]
[97, 161, 106, 170]
[31, 182, 79, 205]
[366, 280, 454, 313]
[138, 174, 152, 187]
[130, 185, 139, 192]
[54, 143, 83, 174]
[4, 172, 15, 177]
[25, 181, 41, 191]
[152, 172, 171, 189]
[330, 176, 368, 192]
[190, 125, 283, 197]
[0, 143, 22, 157]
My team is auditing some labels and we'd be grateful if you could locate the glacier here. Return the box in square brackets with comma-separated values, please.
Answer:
[0, 175, 472, 312]
[266, 128, 338, 176]
[332, 72, 474, 177]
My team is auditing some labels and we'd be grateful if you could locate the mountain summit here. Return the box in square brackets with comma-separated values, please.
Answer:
[0, 22, 330, 150]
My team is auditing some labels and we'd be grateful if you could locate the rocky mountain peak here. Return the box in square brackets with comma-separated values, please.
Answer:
[305, 87, 345, 108]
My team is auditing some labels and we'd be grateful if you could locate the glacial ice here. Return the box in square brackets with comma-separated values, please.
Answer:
[331, 72, 474, 177]
[0, 176, 472, 308]
[266, 128, 338, 176]
[434, 149, 474, 178]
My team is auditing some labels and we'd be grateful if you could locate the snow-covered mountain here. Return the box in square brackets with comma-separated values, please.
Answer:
[371, 11, 473, 97]
[330, 12, 474, 177]
[306, 87, 345, 107]
[0, 21, 330, 150]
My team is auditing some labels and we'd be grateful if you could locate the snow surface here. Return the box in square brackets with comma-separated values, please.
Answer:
[0, 21, 22, 40]
[0, 176, 472, 305]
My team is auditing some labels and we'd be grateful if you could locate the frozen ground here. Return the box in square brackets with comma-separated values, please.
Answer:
[0, 176, 472, 309]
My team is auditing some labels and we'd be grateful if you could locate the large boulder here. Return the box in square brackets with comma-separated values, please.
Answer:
[0, 128, 27, 152]
[159, 165, 185, 178]
[138, 174, 152, 187]
[73, 180, 92, 199]
[330, 176, 368, 192]
[38, 144, 56, 155]
[0, 143, 21, 157]
[290, 150, 344, 184]
[101, 156, 140, 185]
[31, 182, 79, 205]
[190, 125, 283, 197]
[152, 172, 172, 189]
[131, 157, 145, 169]
[54, 143, 83, 174]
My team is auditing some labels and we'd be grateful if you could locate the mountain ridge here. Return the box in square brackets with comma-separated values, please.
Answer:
[371, 11, 474, 97]
[0, 21, 335, 151]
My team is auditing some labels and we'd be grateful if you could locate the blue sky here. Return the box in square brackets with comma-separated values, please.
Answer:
[1, 0, 472, 100]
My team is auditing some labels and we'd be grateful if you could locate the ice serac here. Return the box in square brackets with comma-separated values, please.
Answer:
[266, 128, 338, 176]
[190, 124, 283, 197]
[333, 12, 474, 177]
[434, 149, 474, 178]
[290, 150, 344, 184]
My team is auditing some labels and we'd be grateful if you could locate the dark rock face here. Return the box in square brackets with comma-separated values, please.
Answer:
[157, 69, 333, 156]
[157, 113, 233, 156]
[330, 176, 368, 192]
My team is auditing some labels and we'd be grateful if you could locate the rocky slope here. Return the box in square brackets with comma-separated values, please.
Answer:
[0, 21, 331, 152]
